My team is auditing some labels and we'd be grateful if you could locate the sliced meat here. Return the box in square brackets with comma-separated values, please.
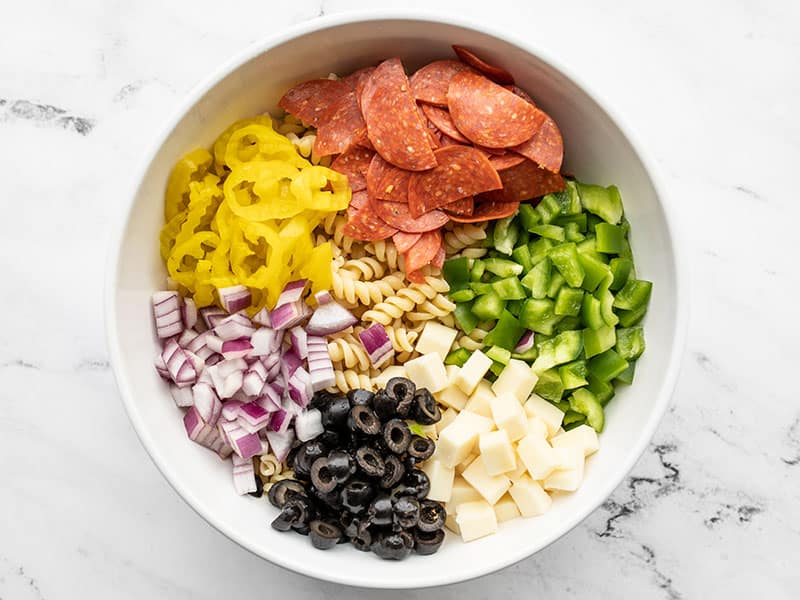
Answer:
[510, 112, 564, 173]
[360, 58, 437, 171]
[420, 104, 469, 143]
[449, 199, 520, 223]
[392, 231, 422, 253]
[431, 242, 446, 269]
[371, 198, 449, 233]
[489, 153, 526, 171]
[343, 66, 376, 92]
[331, 146, 375, 192]
[442, 197, 475, 217]
[349, 189, 369, 211]
[407, 145, 502, 218]
[452, 45, 515, 85]
[447, 70, 545, 148]
[313, 90, 366, 156]
[483, 159, 565, 203]
[375, 165, 411, 202]
[405, 230, 443, 283]
[410, 60, 472, 106]
[278, 78, 350, 127]
[342, 201, 398, 241]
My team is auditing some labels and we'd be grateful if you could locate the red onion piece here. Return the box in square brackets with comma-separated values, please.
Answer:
[170, 384, 194, 407]
[182, 298, 198, 330]
[515, 330, 535, 353]
[214, 313, 256, 341]
[294, 408, 323, 442]
[192, 383, 222, 425]
[152, 291, 183, 338]
[306, 297, 357, 336]
[200, 306, 228, 330]
[287, 366, 312, 407]
[232, 453, 257, 495]
[252, 307, 272, 327]
[270, 300, 306, 330]
[307, 336, 335, 391]
[257, 385, 281, 412]
[315, 290, 334, 306]
[358, 323, 394, 368]
[290, 326, 308, 359]
[237, 402, 271, 433]
[221, 337, 253, 360]
[205, 334, 224, 354]
[277, 279, 308, 306]
[242, 361, 267, 396]
[154, 355, 170, 380]
[281, 348, 303, 382]
[218, 285, 252, 314]
[221, 400, 246, 421]
[268, 409, 291, 434]
[162, 339, 197, 388]
[230, 428, 262, 460]
[186, 331, 215, 361]
[178, 328, 199, 348]
[250, 328, 279, 356]
[266, 429, 295, 462]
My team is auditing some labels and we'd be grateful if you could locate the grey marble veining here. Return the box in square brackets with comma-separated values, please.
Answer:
[1, 0, 798, 598]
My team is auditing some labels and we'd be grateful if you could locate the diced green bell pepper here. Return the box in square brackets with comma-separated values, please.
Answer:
[529, 224, 565, 242]
[470, 259, 486, 282]
[450, 288, 476, 303]
[596, 282, 619, 327]
[486, 345, 512, 365]
[546, 271, 566, 299]
[483, 257, 523, 278]
[492, 277, 527, 300]
[558, 181, 583, 215]
[613, 279, 653, 311]
[549, 243, 585, 287]
[554, 315, 582, 333]
[535, 194, 562, 224]
[528, 238, 554, 265]
[531, 330, 583, 373]
[587, 214, 603, 233]
[616, 327, 646, 360]
[454, 303, 479, 334]
[609, 257, 634, 291]
[511, 345, 539, 361]
[554, 212, 588, 232]
[563, 411, 587, 430]
[445, 347, 471, 367]
[554, 286, 584, 316]
[472, 290, 506, 321]
[553, 399, 571, 413]
[583, 325, 616, 358]
[581, 294, 605, 330]
[587, 349, 629, 382]
[470, 281, 493, 295]
[578, 182, 623, 225]
[489, 360, 505, 377]
[569, 388, 605, 432]
[520, 298, 556, 332]
[595, 223, 627, 254]
[617, 304, 648, 327]
[587, 374, 615, 406]
[506, 299, 524, 318]
[511, 244, 533, 272]
[533, 368, 564, 402]
[483, 310, 524, 351]
[615, 360, 636, 385]
[518, 203, 540, 230]
[564, 222, 585, 243]
[578, 252, 612, 292]
[559, 360, 588, 389]
[443, 257, 470, 291]
[517, 229, 530, 247]
[493, 216, 519, 255]
[520, 257, 551, 299]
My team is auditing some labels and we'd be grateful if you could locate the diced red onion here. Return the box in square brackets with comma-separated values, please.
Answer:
[358, 323, 394, 368]
[208, 359, 246, 399]
[315, 290, 334, 306]
[221, 400, 245, 421]
[177, 328, 199, 348]
[290, 326, 308, 359]
[307, 336, 335, 391]
[281, 348, 303, 382]
[515, 330, 535, 353]
[214, 313, 256, 341]
[162, 339, 197, 388]
[186, 331, 215, 360]
[170, 384, 194, 407]
[306, 296, 357, 336]
[218, 285, 252, 314]
[252, 307, 272, 327]
[242, 360, 268, 396]
[266, 429, 295, 462]
[287, 366, 312, 408]
[200, 306, 228, 330]
[270, 301, 306, 330]
[294, 408, 323, 442]
[205, 334, 224, 354]
[231, 453, 257, 495]
[184, 350, 205, 377]
[268, 409, 291, 434]
[237, 402, 271, 433]
[152, 291, 183, 338]
[277, 279, 308, 306]
[184, 406, 206, 439]
[206, 353, 222, 366]
[182, 298, 198, 330]
[154, 355, 170, 380]
[250, 327, 280, 356]
[221, 337, 253, 360]
[230, 428, 262, 459]
[193, 383, 222, 425]
[257, 384, 281, 412]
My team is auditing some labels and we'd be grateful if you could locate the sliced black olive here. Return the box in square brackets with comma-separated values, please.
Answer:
[385, 377, 416, 417]
[367, 494, 394, 526]
[355, 446, 385, 477]
[350, 528, 372, 552]
[309, 390, 337, 411]
[347, 388, 374, 407]
[348, 405, 381, 435]
[270, 503, 300, 532]
[383, 419, 411, 454]
[371, 531, 413, 560]
[318, 429, 343, 449]
[412, 388, 441, 425]
[414, 528, 445, 555]
[321, 395, 351, 429]
[309, 520, 342, 550]
[407, 435, 435, 461]
[417, 500, 446, 532]
[248, 474, 264, 498]
[372, 390, 398, 421]
[311, 486, 343, 511]
[393, 496, 420, 529]
[340, 479, 375, 514]
[402, 469, 431, 500]
[380, 454, 406, 489]
[340, 514, 361, 538]
[326, 449, 354, 484]
[285, 444, 301, 470]
[293, 522, 310, 536]
[310, 457, 337, 493]
[267, 479, 308, 508]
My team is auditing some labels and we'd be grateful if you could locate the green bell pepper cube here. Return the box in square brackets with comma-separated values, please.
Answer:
[617, 304, 648, 328]
[586, 213, 603, 233]
[553, 399, 571, 413]
[569, 388, 605, 432]
[528, 238, 554, 265]
[596, 285, 619, 327]
[445, 347, 471, 367]
[587, 374, 615, 406]
[493, 216, 520, 256]
[564, 222, 585, 243]
[613, 279, 652, 311]
[483, 257, 524, 278]
[470, 281, 493, 295]
[519, 298, 555, 331]
[609, 257, 634, 291]
[470, 259, 486, 281]
[554, 315, 582, 333]
[587, 349, 629, 382]
[529, 224, 566, 242]
[554, 286, 584, 316]
[521, 258, 551, 299]
[472, 290, 506, 321]
[533, 368, 564, 402]
[595, 223, 627, 254]
[563, 411, 587, 430]
[549, 243, 585, 288]
[492, 277, 527, 300]
[535, 194, 562, 224]
[531, 330, 583, 373]
[483, 310, 525, 351]
[442, 257, 470, 291]
[559, 180, 583, 215]
[486, 345, 512, 365]
[583, 325, 616, 358]
[581, 294, 605, 330]
[511, 244, 533, 272]
[506, 299, 524, 317]
[554, 212, 588, 232]
[450, 288, 476, 303]
[577, 182, 623, 225]
[454, 303, 479, 335]
[615, 360, 636, 385]
[546, 271, 566, 299]
[578, 252, 612, 292]
[559, 360, 588, 389]
[489, 360, 505, 377]
[616, 327, 646, 360]
[518, 203, 541, 230]
[517, 229, 530, 247]
[511, 345, 539, 361]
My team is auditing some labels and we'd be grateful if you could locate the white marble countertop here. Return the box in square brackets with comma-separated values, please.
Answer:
[1, 0, 798, 597]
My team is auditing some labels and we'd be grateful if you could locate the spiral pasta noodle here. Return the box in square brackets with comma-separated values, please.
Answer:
[455, 327, 490, 351]
[340, 256, 386, 280]
[327, 332, 371, 370]
[444, 222, 488, 256]
[364, 240, 403, 272]
[330, 369, 375, 393]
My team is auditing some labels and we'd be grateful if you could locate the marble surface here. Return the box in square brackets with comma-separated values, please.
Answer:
[1, 0, 798, 597]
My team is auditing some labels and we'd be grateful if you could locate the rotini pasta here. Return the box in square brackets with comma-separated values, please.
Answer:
[455, 327, 490, 351]
[364, 239, 403, 271]
[330, 369, 376, 393]
[327, 332, 371, 370]
[444, 222, 488, 256]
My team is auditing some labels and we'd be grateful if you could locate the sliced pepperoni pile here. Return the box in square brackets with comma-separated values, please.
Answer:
[278, 46, 566, 280]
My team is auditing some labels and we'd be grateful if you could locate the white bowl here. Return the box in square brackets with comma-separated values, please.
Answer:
[106, 11, 687, 589]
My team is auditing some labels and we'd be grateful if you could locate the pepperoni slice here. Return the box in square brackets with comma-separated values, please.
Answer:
[448, 71, 545, 149]
[449, 199, 520, 223]
[371, 198, 449, 233]
[278, 79, 350, 127]
[452, 45, 515, 85]
[405, 230, 443, 283]
[375, 165, 411, 202]
[507, 85, 536, 106]
[331, 146, 374, 192]
[410, 60, 471, 107]
[342, 201, 398, 241]
[349, 190, 369, 210]
[483, 159, 565, 203]
[392, 231, 422, 253]
[510, 113, 564, 173]
[313, 90, 366, 156]
[343, 66, 376, 92]
[407, 145, 502, 218]
[420, 104, 469, 143]
[361, 58, 437, 171]
[431, 242, 446, 269]
[442, 197, 475, 217]
[489, 153, 526, 171]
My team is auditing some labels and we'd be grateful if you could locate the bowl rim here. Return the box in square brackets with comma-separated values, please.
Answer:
[105, 8, 688, 589]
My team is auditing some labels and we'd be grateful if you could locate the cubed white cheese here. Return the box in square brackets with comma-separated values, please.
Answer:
[404, 353, 448, 393]
[445, 511, 461, 534]
[456, 500, 498, 542]
[450, 476, 482, 506]
[517, 434, 560, 480]
[436, 411, 494, 467]
[490, 393, 529, 442]
[526, 416, 549, 440]
[524, 393, 564, 437]
[543, 445, 585, 492]
[462, 456, 511, 505]
[436, 407, 459, 434]
[509, 474, 553, 517]
[464, 391, 493, 418]
[492, 359, 539, 402]
[454, 350, 492, 395]
[505, 458, 528, 482]
[435, 382, 469, 411]
[493, 494, 521, 523]
[456, 452, 477, 475]
[415, 322, 458, 360]
[479, 430, 516, 476]
[550, 427, 566, 440]
[371, 365, 406, 388]
[422, 460, 455, 503]
[550, 424, 599, 457]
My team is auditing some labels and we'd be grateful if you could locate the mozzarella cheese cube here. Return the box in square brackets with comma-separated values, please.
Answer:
[550, 424, 599, 457]
[462, 456, 511, 505]
[464, 386, 494, 418]
[456, 500, 498, 542]
[422, 460, 455, 503]
[416, 321, 458, 360]
[509, 475, 553, 517]
[490, 393, 529, 442]
[456, 452, 477, 475]
[493, 494, 521, 522]
[404, 353, 448, 393]
[517, 434, 560, 480]
[505, 458, 528, 483]
[450, 476, 482, 506]
[524, 393, 565, 437]
[436, 407, 459, 434]
[435, 371, 470, 410]
[371, 365, 406, 388]
[551, 427, 566, 440]
[543, 445, 585, 491]
[445, 511, 461, 534]
[479, 430, 516, 476]
[492, 359, 539, 401]
[526, 416, 549, 440]
[454, 350, 492, 395]
[436, 411, 494, 467]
